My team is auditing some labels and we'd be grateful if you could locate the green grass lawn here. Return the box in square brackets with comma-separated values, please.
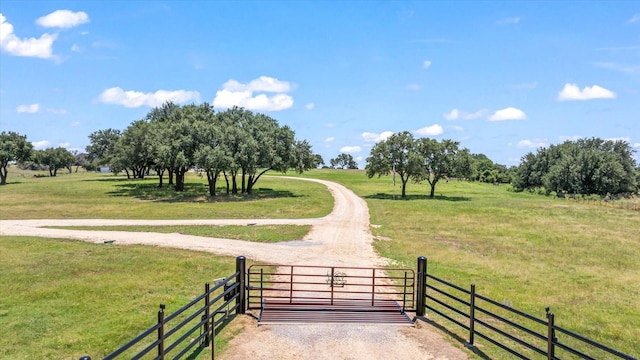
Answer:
[0, 168, 333, 220]
[1, 168, 638, 358]
[0, 236, 240, 359]
[46, 224, 311, 242]
[298, 169, 640, 358]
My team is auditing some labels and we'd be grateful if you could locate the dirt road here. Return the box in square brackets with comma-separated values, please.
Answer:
[0, 177, 471, 359]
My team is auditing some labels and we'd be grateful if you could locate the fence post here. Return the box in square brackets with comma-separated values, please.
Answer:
[203, 282, 210, 348]
[158, 303, 165, 360]
[416, 256, 427, 317]
[546, 307, 555, 360]
[236, 256, 246, 314]
[469, 284, 476, 346]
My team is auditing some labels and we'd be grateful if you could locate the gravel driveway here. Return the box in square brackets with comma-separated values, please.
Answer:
[0, 177, 471, 359]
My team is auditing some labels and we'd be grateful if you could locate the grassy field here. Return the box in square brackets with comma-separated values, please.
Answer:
[1, 168, 638, 358]
[0, 236, 238, 359]
[0, 167, 333, 220]
[46, 224, 311, 242]
[298, 169, 640, 358]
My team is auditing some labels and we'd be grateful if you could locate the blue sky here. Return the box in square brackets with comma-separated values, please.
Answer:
[1, 1, 639, 167]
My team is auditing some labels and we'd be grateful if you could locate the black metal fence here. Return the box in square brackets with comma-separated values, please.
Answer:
[100, 256, 246, 360]
[415, 256, 637, 360]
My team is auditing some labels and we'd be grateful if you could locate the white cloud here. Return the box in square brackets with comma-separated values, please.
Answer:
[17, 103, 40, 113]
[32, 140, 51, 149]
[305, 102, 314, 110]
[221, 76, 292, 92]
[98, 87, 201, 108]
[593, 62, 639, 74]
[489, 107, 527, 121]
[362, 131, 393, 143]
[629, 13, 640, 23]
[451, 125, 464, 131]
[71, 121, 81, 126]
[36, 10, 89, 28]
[498, 16, 520, 24]
[557, 83, 616, 101]
[633, 143, 640, 148]
[71, 44, 80, 52]
[444, 109, 459, 120]
[213, 76, 294, 111]
[0, 14, 57, 59]
[407, 84, 421, 91]
[47, 108, 67, 114]
[58, 142, 71, 148]
[340, 146, 361, 153]
[414, 124, 444, 136]
[324, 137, 335, 143]
[423, 60, 432, 69]
[444, 108, 487, 120]
[517, 139, 548, 148]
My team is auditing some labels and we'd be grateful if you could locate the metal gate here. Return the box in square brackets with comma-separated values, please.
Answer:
[247, 264, 415, 324]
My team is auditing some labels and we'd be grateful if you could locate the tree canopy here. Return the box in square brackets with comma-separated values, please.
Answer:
[365, 132, 471, 198]
[0, 131, 34, 185]
[512, 138, 638, 196]
[330, 153, 359, 169]
[85, 103, 316, 196]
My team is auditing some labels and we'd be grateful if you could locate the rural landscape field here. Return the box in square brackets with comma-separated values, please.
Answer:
[1, 168, 638, 359]
[2, 2, 639, 359]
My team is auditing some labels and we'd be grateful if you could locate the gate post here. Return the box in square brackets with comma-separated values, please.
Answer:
[416, 256, 427, 317]
[157, 304, 165, 360]
[236, 256, 246, 314]
[546, 308, 555, 359]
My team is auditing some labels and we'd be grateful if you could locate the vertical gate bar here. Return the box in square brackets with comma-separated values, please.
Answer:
[260, 268, 264, 307]
[289, 265, 294, 304]
[330, 267, 335, 305]
[402, 271, 408, 313]
[416, 256, 427, 317]
[469, 284, 476, 345]
[547, 309, 555, 360]
[236, 256, 246, 314]
[371, 268, 376, 306]
[204, 282, 210, 348]
[157, 304, 165, 360]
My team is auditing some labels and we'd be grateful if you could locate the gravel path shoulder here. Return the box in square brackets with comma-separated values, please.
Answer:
[0, 177, 471, 359]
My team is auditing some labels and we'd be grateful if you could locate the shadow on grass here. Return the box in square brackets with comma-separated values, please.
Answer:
[184, 314, 238, 360]
[414, 315, 491, 360]
[364, 193, 471, 202]
[107, 182, 300, 203]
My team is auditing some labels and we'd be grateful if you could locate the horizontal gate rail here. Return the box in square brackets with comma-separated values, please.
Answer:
[102, 256, 247, 360]
[247, 264, 415, 314]
[417, 256, 636, 360]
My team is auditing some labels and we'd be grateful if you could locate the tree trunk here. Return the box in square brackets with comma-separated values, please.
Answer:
[401, 179, 407, 198]
[156, 168, 165, 188]
[241, 171, 246, 194]
[223, 171, 230, 195]
[232, 174, 238, 194]
[168, 169, 174, 185]
[175, 168, 185, 192]
[430, 183, 436, 198]
[0, 165, 7, 185]
[206, 170, 217, 196]
[247, 168, 271, 195]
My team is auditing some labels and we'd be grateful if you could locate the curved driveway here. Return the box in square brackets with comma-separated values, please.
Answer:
[0, 177, 380, 266]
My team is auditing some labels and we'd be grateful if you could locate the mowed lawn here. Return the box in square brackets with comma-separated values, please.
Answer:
[1, 169, 639, 358]
[298, 169, 640, 358]
[0, 170, 331, 359]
